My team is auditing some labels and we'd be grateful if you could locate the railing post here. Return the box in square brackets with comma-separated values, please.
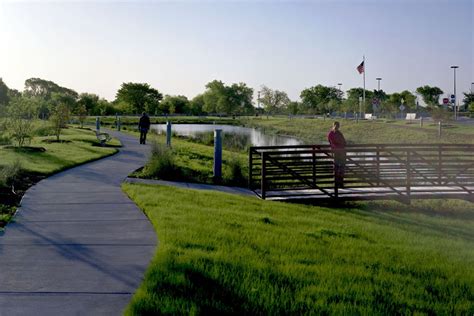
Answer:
[333, 149, 338, 199]
[261, 151, 267, 199]
[438, 144, 442, 185]
[406, 150, 411, 201]
[248, 148, 253, 189]
[376, 146, 381, 186]
[312, 146, 316, 188]
[438, 121, 442, 138]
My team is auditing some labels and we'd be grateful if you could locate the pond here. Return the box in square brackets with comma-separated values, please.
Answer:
[151, 124, 302, 147]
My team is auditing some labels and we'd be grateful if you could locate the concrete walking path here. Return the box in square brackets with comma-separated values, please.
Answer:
[124, 177, 255, 197]
[0, 131, 156, 315]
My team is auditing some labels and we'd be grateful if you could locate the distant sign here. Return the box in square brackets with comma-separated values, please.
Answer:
[399, 104, 405, 111]
[443, 98, 449, 104]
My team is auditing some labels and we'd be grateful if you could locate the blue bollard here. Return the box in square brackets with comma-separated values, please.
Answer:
[96, 117, 100, 131]
[213, 129, 222, 181]
[166, 121, 172, 147]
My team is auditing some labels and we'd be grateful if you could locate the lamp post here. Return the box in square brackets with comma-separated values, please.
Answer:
[376, 78, 382, 91]
[451, 65, 459, 120]
[337, 83, 342, 91]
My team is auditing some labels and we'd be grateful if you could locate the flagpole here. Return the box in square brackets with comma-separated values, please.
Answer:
[363, 55, 366, 116]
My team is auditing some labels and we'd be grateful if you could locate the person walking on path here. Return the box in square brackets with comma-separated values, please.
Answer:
[138, 112, 151, 144]
[327, 121, 347, 188]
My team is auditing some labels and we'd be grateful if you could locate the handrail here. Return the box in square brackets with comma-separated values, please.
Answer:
[249, 143, 474, 201]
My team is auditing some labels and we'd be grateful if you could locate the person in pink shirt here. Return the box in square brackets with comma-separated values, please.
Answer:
[327, 121, 347, 188]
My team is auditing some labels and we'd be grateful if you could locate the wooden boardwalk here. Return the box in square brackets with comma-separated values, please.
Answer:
[249, 144, 474, 202]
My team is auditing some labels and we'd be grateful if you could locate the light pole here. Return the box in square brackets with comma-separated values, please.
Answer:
[376, 78, 382, 91]
[451, 65, 459, 120]
[471, 82, 474, 93]
[337, 83, 342, 91]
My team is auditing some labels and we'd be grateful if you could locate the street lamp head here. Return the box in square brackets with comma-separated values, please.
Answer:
[450, 65, 459, 69]
[376, 77, 382, 80]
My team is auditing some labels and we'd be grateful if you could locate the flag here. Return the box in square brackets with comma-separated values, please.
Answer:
[356, 61, 364, 74]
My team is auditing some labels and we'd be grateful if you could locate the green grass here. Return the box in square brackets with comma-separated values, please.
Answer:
[0, 126, 120, 173]
[80, 115, 243, 127]
[242, 117, 474, 144]
[123, 183, 474, 315]
[131, 132, 248, 185]
[0, 125, 120, 227]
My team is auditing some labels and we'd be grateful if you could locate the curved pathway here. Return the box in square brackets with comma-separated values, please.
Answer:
[0, 131, 156, 315]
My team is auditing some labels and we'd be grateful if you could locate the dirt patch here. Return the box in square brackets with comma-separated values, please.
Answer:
[3, 146, 47, 153]
[0, 171, 45, 227]
[41, 139, 72, 144]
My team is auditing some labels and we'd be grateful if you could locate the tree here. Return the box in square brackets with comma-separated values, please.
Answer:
[286, 101, 300, 115]
[416, 85, 443, 107]
[24, 78, 78, 100]
[160, 95, 190, 114]
[346, 88, 374, 113]
[77, 104, 88, 128]
[387, 91, 416, 112]
[189, 94, 205, 115]
[258, 86, 290, 114]
[50, 103, 70, 142]
[77, 93, 99, 115]
[202, 80, 254, 115]
[115, 82, 163, 115]
[0, 78, 10, 107]
[300, 85, 342, 114]
[7, 97, 37, 147]
[462, 92, 474, 110]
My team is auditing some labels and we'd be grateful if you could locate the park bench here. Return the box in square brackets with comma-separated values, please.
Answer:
[364, 113, 376, 120]
[406, 113, 417, 120]
[95, 131, 111, 146]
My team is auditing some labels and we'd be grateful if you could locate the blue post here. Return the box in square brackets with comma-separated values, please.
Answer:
[95, 117, 100, 131]
[213, 129, 222, 181]
[118, 117, 121, 131]
[166, 121, 172, 147]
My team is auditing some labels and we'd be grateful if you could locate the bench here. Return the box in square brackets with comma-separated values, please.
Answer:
[95, 131, 111, 146]
[406, 113, 417, 120]
[364, 113, 376, 120]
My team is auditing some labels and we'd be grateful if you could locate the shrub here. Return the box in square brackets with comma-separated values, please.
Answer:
[0, 160, 22, 191]
[7, 97, 37, 147]
[430, 107, 452, 122]
[224, 156, 247, 186]
[34, 124, 55, 136]
[142, 142, 179, 180]
[50, 103, 70, 141]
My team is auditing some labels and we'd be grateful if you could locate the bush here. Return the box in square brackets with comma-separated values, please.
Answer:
[34, 124, 55, 136]
[0, 160, 22, 191]
[430, 107, 452, 122]
[142, 142, 180, 180]
[224, 156, 247, 186]
[7, 97, 37, 147]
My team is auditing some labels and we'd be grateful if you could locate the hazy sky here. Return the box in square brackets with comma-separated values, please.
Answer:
[0, 0, 472, 102]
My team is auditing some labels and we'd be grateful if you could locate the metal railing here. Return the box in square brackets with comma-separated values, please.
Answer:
[249, 144, 474, 201]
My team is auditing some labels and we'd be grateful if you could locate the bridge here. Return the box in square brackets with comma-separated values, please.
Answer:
[249, 144, 474, 202]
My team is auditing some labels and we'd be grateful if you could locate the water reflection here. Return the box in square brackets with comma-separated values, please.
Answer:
[151, 124, 301, 147]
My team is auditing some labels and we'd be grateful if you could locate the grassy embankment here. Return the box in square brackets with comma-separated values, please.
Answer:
[122, 117, 474, 314]
[123, 183, 474, 314]
[81, 115, 243, 129]
[0, 125, 120, 226]
[242, 116, 474, 144]
[128, 131, 248, 186]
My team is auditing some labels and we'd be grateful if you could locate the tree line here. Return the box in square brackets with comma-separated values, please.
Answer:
[1, 77, 473, 120]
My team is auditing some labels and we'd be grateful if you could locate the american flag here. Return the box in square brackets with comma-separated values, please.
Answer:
[356, 61, 364, 74]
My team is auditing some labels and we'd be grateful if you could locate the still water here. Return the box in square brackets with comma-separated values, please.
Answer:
[151, 124, 301, 147]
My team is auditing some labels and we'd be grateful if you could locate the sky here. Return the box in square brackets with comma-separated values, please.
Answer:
[0, 0, 472, 102]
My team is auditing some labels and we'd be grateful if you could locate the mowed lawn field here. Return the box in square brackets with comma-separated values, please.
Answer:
[123, 183, 474, 315]
[0, 126, 120, 226]
[243, 117, 474, 145]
